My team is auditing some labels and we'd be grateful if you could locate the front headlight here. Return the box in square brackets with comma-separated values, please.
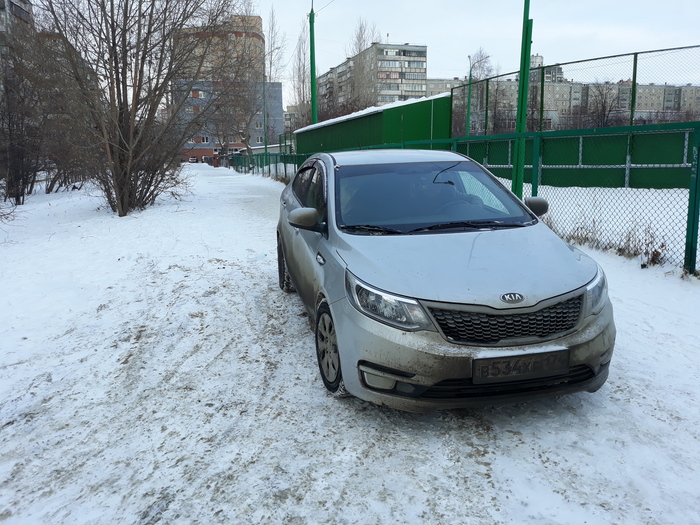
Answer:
[345, 271, 435, 331]
[585, 266, 608, 315]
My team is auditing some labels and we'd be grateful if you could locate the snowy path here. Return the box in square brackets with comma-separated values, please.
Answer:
[1, 165, 699, 524]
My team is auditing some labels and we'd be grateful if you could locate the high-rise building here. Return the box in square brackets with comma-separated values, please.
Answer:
[176, 15, 283, 161]
[0, 0, 33, 40]
[317, 43, 428, 118]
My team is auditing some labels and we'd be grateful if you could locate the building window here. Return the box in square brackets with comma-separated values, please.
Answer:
[201, 136, 209, 143]
[255, 136, 264, 143]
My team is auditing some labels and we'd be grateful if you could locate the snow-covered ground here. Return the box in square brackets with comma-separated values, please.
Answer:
[1, 165, 699, 524]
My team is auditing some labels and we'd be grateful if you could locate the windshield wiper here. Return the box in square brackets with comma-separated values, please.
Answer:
[339, 224, 406, 235]
[409, 220, 528, 233]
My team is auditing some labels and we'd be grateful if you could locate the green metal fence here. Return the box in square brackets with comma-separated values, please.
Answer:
[244, 45, 700, 274]
[455, 122, 700, 273]
[295, 94, 452, 155]
[238, 124, 700, 274]
[230, 153, 310, 183]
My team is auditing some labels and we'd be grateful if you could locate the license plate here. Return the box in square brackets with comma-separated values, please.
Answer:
[472, 351, 570, 384]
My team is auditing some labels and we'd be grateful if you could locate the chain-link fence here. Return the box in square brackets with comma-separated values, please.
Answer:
[451, 46, 700, 273]
[239, 46, 700, 273]
[230, 153, 310, 183]
[452, 45, 700, 137]
[456, 124, 699, 272]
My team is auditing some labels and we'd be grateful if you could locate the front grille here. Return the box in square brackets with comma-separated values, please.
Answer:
[429, 295, 583, 345]
[419, 365, 595, 399]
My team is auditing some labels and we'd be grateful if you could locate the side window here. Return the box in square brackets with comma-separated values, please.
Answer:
[292, 166, 315, 204]
[306, 165, 327, 220]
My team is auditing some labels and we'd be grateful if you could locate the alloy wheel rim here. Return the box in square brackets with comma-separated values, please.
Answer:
[317, 313, 339, 383]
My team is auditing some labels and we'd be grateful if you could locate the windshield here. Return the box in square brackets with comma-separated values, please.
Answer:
[335, 160, 535, 234]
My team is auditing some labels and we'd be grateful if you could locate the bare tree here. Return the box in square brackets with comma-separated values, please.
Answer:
[468, 47, 493, 82]
[266, 6, 286, 83]
[318, 17, 381, 121]
[38, 0, 241, 216]
[587, 81, 622, 128]
[205, 9, 267, 157]
[345, 17, 381, 58]
[0, 24, 45, 206]
[462, 49, 496, 136]
[34, 31, 105, 193]
[488, 70, 515, 135]
[263, 6, 286, 146]
[290, 21, 311, 129]
[347, 18, 380, 112]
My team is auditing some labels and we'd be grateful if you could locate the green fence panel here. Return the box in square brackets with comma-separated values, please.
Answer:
[582, 135, 628, 165]
[296, 113, 384, 153]
[486, 140, 511, 165]
[542, 137, 580, 165]
[632, 132, 687, 165]
[630, 167, 689, 189]
[541, 168, 626, 188]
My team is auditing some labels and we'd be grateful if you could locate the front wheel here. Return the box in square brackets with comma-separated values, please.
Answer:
[315, 302, 348, 396]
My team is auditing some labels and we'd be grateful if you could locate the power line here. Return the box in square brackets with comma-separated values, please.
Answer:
[316, 0, 336, 14]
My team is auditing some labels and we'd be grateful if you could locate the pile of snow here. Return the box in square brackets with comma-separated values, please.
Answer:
[1, 165, 699, 524]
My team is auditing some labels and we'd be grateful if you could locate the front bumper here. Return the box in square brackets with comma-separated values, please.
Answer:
[331, 296, 616, 413]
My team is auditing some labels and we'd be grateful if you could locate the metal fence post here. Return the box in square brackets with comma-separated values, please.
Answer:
[629, 53, 638, 127]
[484, 79, 490, 134]
[532, 134, 541, 196]
[684, 126, 700, 274]
[539, 67, 545, 131]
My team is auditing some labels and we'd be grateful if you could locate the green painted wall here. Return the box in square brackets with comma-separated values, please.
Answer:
[296, 113, 384, 154]
[295, 96, 451, 154]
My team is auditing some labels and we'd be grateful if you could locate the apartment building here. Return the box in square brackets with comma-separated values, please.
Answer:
[427, 78, 464, 97]
[176, 15, 283, 161]
[318, 43, 428, 117]
[0, 0, 32, 39]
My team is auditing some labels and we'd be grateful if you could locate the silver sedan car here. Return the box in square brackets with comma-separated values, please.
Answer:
[276, 149, 615, 412]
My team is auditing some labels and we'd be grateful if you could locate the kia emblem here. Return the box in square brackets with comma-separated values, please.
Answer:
[501, 293, 524, 304]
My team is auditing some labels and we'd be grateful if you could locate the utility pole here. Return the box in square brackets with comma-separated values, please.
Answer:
[263, 73, 268, 165]
[512, 0, 533, 198]
[309, 2, 318, 123]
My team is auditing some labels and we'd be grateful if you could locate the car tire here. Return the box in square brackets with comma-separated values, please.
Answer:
[277, 237, 296, 293]
[315, 302, 348, 397]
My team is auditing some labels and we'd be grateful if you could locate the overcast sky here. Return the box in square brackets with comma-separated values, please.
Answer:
[253, 0, 699, 105]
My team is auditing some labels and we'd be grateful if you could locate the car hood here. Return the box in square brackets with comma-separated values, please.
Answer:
[334, 223, 597, 308]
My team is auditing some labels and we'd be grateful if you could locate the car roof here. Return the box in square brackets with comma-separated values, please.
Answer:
[325, 149, 468, 167]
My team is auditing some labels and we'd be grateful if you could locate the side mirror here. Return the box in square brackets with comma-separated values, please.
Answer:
[524, 196, 549, 217]
[288, 207, 328, 234]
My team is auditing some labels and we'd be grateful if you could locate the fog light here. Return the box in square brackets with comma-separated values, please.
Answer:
[362, 371, 396, 390]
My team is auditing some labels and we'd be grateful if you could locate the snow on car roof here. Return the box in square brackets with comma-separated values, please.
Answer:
[325, 148, 467, 166]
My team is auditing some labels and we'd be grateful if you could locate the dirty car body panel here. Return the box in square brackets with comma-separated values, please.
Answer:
[276, 149, 616, 412]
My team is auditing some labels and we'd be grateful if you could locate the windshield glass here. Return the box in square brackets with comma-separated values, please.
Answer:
[335, 160, 534, 233]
